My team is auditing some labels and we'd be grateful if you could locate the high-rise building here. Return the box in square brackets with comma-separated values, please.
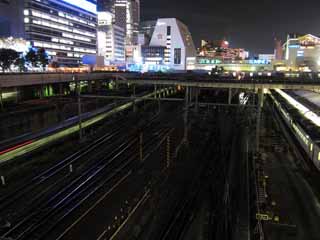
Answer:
[0, 0, 98, 66]
[114, 0, 139, 44]
[97, 11, 125, 64]
[96, 0, 125, 64]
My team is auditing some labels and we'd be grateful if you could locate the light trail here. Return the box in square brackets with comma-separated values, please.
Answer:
[0, 88, 172, 163]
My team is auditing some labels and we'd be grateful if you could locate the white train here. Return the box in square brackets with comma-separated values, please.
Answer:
[270, 90, 320, 171]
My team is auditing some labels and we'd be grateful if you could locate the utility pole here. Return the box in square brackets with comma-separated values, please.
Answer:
[195, 88, 199, 113]
[133, 84, 136, 112]
[183, 87, 189, 143]
[166, 135, 171, 168]
[256, 88, 264, 152]
[139, 133, 143, 162]
[0, 85, 3, 111]
[75, 75, 83, 141]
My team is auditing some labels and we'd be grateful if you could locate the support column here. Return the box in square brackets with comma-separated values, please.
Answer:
[133, 85, 136, 112]
[87, 81, 93, 93]
[0, 86, 3, 111]
[59, 83, 64, 96]
[154, 85, 157, 99]
[76, 76, 83, 141]
[39, 85, 44, 99]
[256, 88, 264, 152]
[183, 87, 189, 143]
[195, 88, 199, 113]
[228, 88, 232, 105]
[139, 133, 143, 163]
[15, 87, 19, 103]
[95, 80, 101, 91]
[154, 85, 161, 113]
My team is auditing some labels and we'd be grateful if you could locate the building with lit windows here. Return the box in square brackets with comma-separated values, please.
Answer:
[283, 33, 320, 72]
[116, 0, 140, 44]
[146, 18, 196, 71]
[199, 39, 249, 61]
[96, 6, 125, 64]
[110, 0, 139, 45]
[0, 0, 98, 66]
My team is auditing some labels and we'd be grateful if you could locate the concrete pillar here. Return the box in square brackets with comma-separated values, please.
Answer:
[39, 85, 44, 99]
[133, 85, 136, 112]
[228, 88, 232, 105]
[15, 87, 19, 103]
[59, 83, 64, 96]
[189, 87, 192, 103]
[154, 85, 157, 99]
[195, 88, 199, 113]
[95, 80, 101, 91]
[256, 88, 264, 152]
[87, 81, 93, 93]
[183, 87, 189, 143]
[0, 86, 3, 111]
[185, 87, 189, 106]
[75, 76, 83, 141]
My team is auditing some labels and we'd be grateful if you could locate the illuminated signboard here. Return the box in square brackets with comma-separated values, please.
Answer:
[248, 59, 270, 65]
[288, 45, 300, 48]
[198, 59, 222, 64]
[60, 0, 97, 14]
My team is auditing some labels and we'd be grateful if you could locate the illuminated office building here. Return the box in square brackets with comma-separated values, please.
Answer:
[0, 0, 98, 66]
[97, 11, 125, 64]
[114, 0, 140, 44]
[283, 33, 320, 71]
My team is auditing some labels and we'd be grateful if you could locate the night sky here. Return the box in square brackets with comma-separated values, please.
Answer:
[141, 0, 320, 55]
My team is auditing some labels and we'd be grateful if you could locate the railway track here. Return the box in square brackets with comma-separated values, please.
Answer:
[0, 124, 172, 240]
[155, 112, 218, 240]
[0, 109, 163, 228]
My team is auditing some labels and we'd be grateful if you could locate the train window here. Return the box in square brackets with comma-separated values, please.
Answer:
[318, 152, 320, 161]
[310, 144, 313, 152]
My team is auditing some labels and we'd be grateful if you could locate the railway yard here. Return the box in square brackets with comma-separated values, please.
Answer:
[0, 84, 320, 240]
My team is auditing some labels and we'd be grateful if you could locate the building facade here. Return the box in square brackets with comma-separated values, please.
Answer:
[97, 8, 125, 64]
[199, 39, 249, 61]
[146, 18, 196, 71]
[0, 0, 98, 66]
[113, 0, 139, 44]
[283, 34, 320, 71]
[283, 33, 320, 71]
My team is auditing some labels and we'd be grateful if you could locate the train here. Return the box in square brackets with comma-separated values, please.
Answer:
[270, 89, 320, 171]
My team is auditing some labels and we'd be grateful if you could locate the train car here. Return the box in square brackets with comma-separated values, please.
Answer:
[311, 140, 320, 169]
[270, 90, 320, 171]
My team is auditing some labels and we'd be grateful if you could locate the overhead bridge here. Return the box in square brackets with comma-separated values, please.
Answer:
[116, 79, 320, 91]
[1, 72, 320, 90]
